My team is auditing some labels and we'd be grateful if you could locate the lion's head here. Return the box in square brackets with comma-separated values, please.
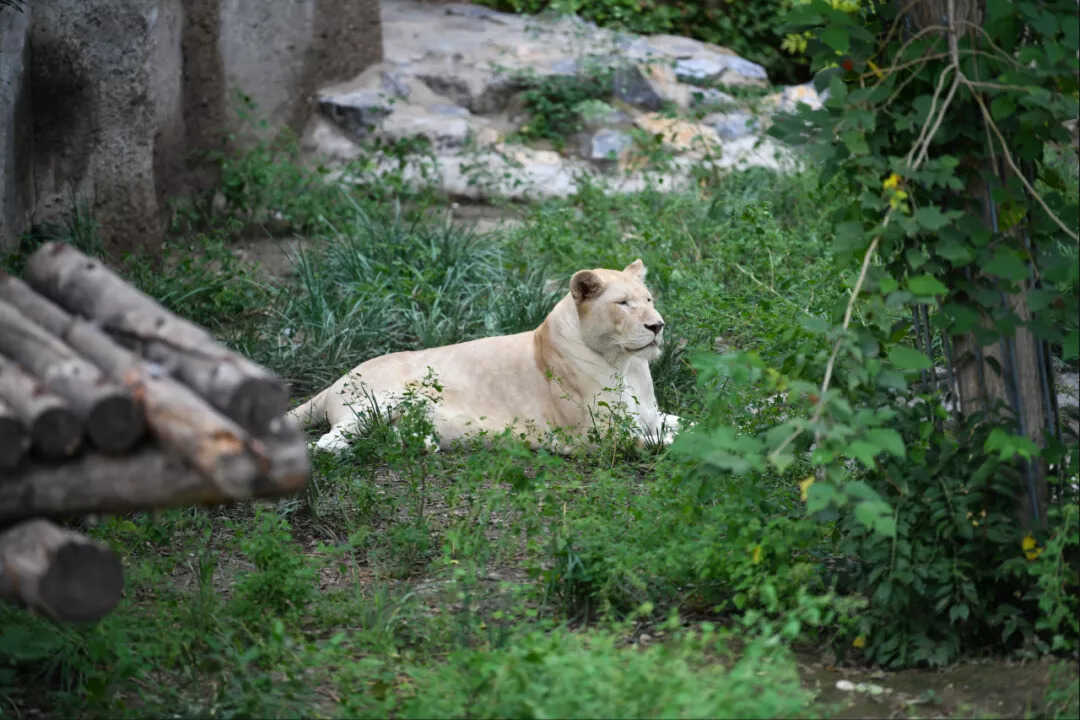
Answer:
[570, 259, 665, 363]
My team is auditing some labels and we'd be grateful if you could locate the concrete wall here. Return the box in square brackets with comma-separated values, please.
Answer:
[0, 0, 382, 256]
[0, 6, 32, 251]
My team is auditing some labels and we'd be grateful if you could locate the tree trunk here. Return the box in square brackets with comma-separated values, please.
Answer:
[0, 518, 123, 622]
[904, 0, 1052, 528]
[949, 164, 1050, 529]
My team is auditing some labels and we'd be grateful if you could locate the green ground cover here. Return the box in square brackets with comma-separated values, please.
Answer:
[1, 112, 1076, 718]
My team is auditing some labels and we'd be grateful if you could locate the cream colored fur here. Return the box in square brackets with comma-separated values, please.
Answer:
[289, 260, 682, 452]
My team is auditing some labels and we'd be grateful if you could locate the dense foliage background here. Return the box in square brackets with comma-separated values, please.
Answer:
[473, 0, 811, 84]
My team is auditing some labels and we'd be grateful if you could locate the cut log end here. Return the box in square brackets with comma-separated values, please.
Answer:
[86, 394, 145, 453]
[39, 541, 124, 622]
[226, 377, 290, 433]
[212, 451, 260, 499]
[30, 405, 82, 459]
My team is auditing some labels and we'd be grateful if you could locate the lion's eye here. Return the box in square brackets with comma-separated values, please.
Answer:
[617, 299, 630, 306]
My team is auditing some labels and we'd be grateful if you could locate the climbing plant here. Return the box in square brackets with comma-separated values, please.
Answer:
[683, 0, 1079, 666]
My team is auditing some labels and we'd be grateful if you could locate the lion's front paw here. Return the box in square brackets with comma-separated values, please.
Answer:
[659, 413, 686, 445]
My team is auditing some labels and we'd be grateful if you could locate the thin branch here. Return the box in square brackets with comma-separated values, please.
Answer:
[913, 70, 962, 168]
[860, 51, 949, 82]
[956, 19, 1029, 70]
[768, 232, 885, 465]
[966, 84, 1080, 242]
[905, 63, 957, 168]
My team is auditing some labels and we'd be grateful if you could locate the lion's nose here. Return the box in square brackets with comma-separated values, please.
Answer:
[645, 320, 665, 335]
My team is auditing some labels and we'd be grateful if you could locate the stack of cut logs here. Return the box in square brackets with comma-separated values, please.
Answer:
[0, 242, 309, 622]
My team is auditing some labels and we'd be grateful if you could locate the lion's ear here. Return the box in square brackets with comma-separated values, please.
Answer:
[623, 259, 647, 280]
[570, 270, 604, 302]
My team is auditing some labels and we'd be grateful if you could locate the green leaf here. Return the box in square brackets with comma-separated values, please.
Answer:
[876, 369, 907, 391]
[984, 248, 1029, 284]
[1063, 331, 1078, 361]
[907, 274, 948, 296]
[854, 499, 896, 538]
[834, 221, 865, 253]
[841, 130, 868, 156]
[888, 345, 932, 371]
[949, 604, 970, 624]
[874, 512, 897, 538]
[806, 482, 840, 514]
[820, 25, 850, 54]
[867, 428, 905, 459]
[935, 236, 974, 266]
[848, 440, 879, 468]
[990, 94, 1016, 121]
[984, 427, 1040, 460]
[800, 315, 831, 334]
[913, 206, 950, 231]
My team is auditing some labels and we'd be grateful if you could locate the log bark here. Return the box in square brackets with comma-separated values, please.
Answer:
[24, 244, 288, 432]
[0, 518, 123, 622]
[58, 320, 259, 497]
[0, 445, 307, 526]
[0, 397, 29, 469]
[0, 354, 81, 459]
[0, 300, 141, 453]
[108, 309, 288, 434]
[0, 274, 259, 494]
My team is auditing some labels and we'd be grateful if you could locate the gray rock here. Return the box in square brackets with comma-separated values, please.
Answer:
[675, 54, 768, 85]
[317, 89, 395, 140]
[703, 111, 760, 140]
[383, 104, 471, 150]
[443, 3, 509, 23]
[612, 64, 664, 111]
[429, 103, 471, 118]
[380, 70, 412, 100]
[549, 58, 579, 75]
[574, 99, 629, 129]
[582, 129, 632, 163]
[300, 0, 812, 203]
[691, 87, 738, 108]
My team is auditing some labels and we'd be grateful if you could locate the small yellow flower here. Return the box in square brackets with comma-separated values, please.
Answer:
[751, 545, 763, 564]
[799, 476, 815, 502]
[1022, 534, 1042, 561]
[883, 173, 901, 190]
[852, 635, 867, 648]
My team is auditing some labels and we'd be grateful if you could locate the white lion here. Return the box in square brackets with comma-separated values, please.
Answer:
[289, 259, 682, 452]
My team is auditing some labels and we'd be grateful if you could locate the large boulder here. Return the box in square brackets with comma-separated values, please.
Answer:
[305, 0, 801, 202]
